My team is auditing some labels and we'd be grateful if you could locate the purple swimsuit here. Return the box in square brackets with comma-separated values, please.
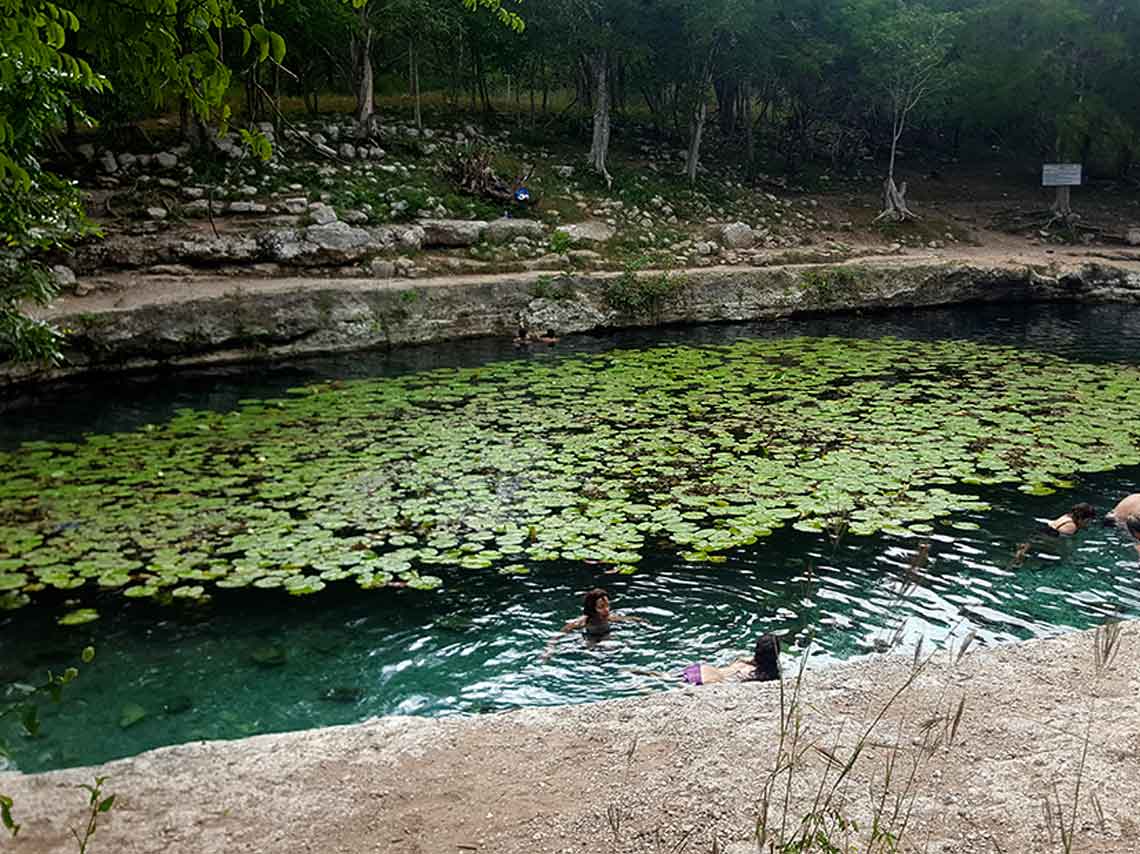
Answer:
[681, 663, 703, 685]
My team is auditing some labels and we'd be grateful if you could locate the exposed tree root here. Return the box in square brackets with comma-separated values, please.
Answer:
[875, 177, 920, 221]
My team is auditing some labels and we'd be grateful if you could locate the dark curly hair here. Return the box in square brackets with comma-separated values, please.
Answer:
[582, 588, 609, 617]
[752, 634, 781, 682]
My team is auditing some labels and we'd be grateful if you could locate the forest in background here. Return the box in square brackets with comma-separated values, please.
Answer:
[3, 0, 1140, 362]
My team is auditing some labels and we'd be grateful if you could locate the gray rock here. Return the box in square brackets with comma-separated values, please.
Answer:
[553, 165, 574, 178]
[369, 258, 396, 278]
[157, 177, 179, 189]
[342, 209, 369, 225]
[366, 146, 386, 160]
[520, 297, 608, 336]
[172, 235, 259, 264]
[99, 152, 119, 174]
[694, 241, 717, 256]
[1127, 228, 1140, 247]
[568, 249, 602, 263]
[720, 222, 754, 249]
[76, 144, 96, 161]
[559, 221, 615, 245]
[484, 218, 545, 244]
[117, 152, 137, 170]
[301, 221, 373, 262]
[396, 225, 425, 251]
[183, 199, 212, 215]
[145, 206, 168, 220]
[420, 219, 487, 247]
[51, 265, 77, 287]
[182, 187, 206, 200]
[283, 197, 308, 214]
[228, 201, 268, 214]
[339, 143, 356, 160]
[260, 229, 306, 262]
[310, 205, 338, 226]
[155, 152, 179, 169]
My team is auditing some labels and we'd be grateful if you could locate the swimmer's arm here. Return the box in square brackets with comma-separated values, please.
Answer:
[540, 617, 586, 662]
[611, 613, 652, 626]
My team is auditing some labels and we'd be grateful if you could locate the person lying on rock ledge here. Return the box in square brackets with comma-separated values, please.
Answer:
[541, 587, 649, 661]
[680, 633, 782, 686]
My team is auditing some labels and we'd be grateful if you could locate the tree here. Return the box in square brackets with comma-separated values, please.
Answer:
[346, 0, 523, 125]
[1, 1, 105, 363]
[856, 1, 960, 220]
[1, 0, 278, 364]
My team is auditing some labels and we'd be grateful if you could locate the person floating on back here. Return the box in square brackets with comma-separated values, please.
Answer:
[541, 587, 649, 661]
[681, 633, 782, 686]
[1103, 493, 1140, 557]
[1044, 502, 1097, 536]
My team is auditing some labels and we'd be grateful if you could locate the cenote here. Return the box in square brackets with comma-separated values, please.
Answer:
[4, 303, 1140, 773]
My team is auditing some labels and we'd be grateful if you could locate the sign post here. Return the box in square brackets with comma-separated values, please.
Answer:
[1042, 163, 1082, 217]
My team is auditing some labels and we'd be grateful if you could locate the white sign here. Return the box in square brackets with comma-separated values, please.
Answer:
[1042, 163, 1082, 187]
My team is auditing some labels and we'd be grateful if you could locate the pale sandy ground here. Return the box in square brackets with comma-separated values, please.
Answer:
[35, 242, 1140, 317]
[3, 623, 1138, 854]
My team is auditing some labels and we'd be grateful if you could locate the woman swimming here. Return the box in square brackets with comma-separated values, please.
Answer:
[541, 587, 649, 660]
[681, 633, 781, 685]
[1043, 502, 1097, 536]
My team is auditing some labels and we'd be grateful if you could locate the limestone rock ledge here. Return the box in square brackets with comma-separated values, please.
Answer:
[5, 259, 1140, 383]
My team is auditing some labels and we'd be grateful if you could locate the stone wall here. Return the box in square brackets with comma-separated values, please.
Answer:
[5, 260, 1140, 384]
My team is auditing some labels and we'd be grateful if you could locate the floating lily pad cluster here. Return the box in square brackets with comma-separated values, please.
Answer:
[3, 336, 1139, 614]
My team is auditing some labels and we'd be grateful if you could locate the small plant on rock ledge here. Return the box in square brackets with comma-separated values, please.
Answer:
[603, 257, 686, 317]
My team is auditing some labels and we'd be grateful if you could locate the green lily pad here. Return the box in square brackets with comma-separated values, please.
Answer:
[58, 608, 100, 626]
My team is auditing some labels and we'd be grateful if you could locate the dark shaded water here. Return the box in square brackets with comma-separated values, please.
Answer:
[3, 302, 1140, 772]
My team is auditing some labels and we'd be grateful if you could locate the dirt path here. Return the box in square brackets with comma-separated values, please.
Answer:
[3, 624, 1138, 854]
[40, 242, 1140, 319]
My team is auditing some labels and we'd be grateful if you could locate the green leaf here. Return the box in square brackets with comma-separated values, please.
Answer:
[58, 608, 100, 626]
[269, 32, 286, 64]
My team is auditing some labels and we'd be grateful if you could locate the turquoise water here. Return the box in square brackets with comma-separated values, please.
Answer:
[3, 304, 1140, 772]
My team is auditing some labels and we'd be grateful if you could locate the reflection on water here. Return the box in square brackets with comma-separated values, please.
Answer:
[3, 302, 1140, 771]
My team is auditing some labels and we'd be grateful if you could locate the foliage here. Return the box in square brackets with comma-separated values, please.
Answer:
[1, 645, 95, 837]
[4, 338, 1140, 611]
[72, 776, 115, 854]
[0, 3, 106, 363]
[602, 258, 686, 315]
[549, 229, 572, 255]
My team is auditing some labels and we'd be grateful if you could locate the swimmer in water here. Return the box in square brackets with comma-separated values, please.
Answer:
[1104, 493, 1140, 558]
[541, 587, 649, 661]
[1043, 502, 1097, 536]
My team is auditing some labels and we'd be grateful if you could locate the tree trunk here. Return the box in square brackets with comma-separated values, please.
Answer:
[877, 114, 917, 221]
[742, 79, 755, 180]
[586, 48, 612, 187]
[352, 6, 374, 123]
[685, 99, 707, 184]
[541, 60, 549, 113]
[684, 42, 718, 184]
[473, 41, 492, 113]
[410, 39, 422, 129]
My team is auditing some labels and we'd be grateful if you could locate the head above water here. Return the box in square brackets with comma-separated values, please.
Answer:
[752, 633, 781, 681]
[582, 587, 610, 620]
[1069, 503, 1096, 524]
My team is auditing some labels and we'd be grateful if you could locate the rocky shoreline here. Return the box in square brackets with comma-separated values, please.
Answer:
[8, 252, 1140, 384]
[2, 624, 1137, 854]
